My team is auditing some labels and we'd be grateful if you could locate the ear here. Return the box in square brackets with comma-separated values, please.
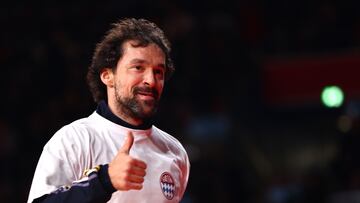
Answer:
[100, 68, 114, 87]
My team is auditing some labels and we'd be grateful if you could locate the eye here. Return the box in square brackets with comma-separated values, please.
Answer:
[154, 69, 165, 77]
[132, 65, 144, 71]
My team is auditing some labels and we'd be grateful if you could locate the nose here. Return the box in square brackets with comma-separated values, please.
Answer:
[143, 69, 156, 87]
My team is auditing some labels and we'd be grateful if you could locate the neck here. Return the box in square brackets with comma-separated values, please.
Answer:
[108, 101, 144, 126]
[116, 111, 143, 126]
[96, 100, 153, 130]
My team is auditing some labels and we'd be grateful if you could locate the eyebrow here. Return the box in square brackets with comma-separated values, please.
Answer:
[129, 58, 165, 69]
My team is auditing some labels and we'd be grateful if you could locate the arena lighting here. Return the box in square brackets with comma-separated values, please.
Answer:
[321, 85, 344, 108]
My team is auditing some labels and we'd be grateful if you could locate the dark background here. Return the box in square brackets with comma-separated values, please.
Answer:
[2, 0, 360, 202]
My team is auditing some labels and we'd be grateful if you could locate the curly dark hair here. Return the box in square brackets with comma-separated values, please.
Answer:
[86, 18, 174, 103]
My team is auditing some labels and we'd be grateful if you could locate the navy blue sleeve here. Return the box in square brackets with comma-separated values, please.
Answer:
[32, 164, 116, 203]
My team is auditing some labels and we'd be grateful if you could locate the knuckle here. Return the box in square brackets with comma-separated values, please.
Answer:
[123, 173, 131, 180]
[117, 181, 128, 191]
[125, 157, 133, 165]
[124, 182, 133, 189]
[128, 158, 136, 165]
[120, 182, 130, 190]
[127, 166, 134, 171]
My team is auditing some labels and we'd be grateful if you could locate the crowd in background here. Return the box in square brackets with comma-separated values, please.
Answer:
[2, 0, 360, 202]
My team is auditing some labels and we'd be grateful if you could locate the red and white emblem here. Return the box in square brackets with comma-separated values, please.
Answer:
[160, 172, 176, 200]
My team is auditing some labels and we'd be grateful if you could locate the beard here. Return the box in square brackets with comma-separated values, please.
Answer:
[114, 85, 160, 121]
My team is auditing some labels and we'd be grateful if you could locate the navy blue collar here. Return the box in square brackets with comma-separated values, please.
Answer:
[96, 100, 153, 130]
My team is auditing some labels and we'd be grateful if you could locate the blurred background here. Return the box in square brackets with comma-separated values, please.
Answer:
[2, 0, 360, 202]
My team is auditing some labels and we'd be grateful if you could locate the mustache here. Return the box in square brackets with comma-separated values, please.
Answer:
[133, 86, 159, 98]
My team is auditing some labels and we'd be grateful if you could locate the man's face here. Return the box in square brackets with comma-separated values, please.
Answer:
[112, 41, 166, 120]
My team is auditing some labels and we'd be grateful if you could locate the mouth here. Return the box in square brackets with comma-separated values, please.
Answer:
[137, 91, 155, 99]
[134, 87, 159, 100]
[137, 91, 154, 96]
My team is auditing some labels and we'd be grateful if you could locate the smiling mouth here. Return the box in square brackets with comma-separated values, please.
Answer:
[136, 92, 156, 100]
[138, 91, 154, 96]
[134, 87, 159, 99]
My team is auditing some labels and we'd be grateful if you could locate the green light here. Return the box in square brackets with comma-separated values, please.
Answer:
[321, 85, 344, 108]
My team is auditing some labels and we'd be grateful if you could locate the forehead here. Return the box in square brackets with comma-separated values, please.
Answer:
[120, 40, 165, 64]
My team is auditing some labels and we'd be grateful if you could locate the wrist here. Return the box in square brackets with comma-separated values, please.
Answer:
[98, 164, 116, 193]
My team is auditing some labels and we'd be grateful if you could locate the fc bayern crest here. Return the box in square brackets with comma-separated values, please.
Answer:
[160, 172, 176, 200]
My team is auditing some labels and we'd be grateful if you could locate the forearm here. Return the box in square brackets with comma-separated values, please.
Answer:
[32, 164, 116, 203]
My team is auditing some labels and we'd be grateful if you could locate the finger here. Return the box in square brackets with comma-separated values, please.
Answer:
[128, 174, 145, 183]
[126, 182, 143, 190]
[132, 159, 147, 169]
[129, 166, 147, 177]
[119, 131, 134, 154]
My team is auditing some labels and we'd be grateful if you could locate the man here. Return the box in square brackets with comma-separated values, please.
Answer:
[28, 18, 190, 203]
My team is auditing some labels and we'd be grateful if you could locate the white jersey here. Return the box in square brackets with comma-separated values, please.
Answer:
[28, 111, 190, 203]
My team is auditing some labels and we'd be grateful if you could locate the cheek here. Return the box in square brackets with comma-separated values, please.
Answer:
[115, 80, 131, 96]
[157, 83, 164, 95]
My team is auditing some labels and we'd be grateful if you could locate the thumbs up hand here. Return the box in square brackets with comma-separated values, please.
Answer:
[108, 131, 147, 191]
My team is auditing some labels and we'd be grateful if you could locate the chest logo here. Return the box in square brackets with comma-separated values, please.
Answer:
[160, 172, 176, 200]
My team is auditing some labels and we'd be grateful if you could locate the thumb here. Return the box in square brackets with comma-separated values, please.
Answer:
[119, 131, 134, 154]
